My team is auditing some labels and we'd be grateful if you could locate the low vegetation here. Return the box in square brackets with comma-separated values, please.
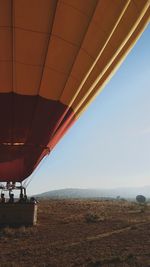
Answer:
[85, 212, 105, 223]
[0, 199, 150, 266]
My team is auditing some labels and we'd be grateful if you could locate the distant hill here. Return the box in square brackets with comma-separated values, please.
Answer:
[35, 186, 150, 199]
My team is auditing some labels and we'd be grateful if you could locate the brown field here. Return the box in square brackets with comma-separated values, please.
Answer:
[0, 199, 150, 267]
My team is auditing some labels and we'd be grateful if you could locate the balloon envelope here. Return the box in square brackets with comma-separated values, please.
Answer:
[0, 0, 149, 182]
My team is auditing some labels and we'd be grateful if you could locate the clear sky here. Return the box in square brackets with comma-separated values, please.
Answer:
[28, 25, 150, 195]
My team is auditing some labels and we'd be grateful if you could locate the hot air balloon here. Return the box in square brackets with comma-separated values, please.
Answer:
[0, 0, 149, 224]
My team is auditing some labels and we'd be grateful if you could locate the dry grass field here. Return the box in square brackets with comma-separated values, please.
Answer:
[0, 199, 150, 267]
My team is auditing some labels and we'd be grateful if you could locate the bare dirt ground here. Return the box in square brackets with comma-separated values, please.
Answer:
[0, 199, 150, 267]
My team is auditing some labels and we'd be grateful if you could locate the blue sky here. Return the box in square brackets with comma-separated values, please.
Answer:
[28, 25, 150, 195]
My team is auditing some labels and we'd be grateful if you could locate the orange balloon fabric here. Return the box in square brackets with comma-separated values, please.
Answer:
[0, 0, 149, 181]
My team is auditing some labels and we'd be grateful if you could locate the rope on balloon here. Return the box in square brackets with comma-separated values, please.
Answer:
[23, 153, 50, 189]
